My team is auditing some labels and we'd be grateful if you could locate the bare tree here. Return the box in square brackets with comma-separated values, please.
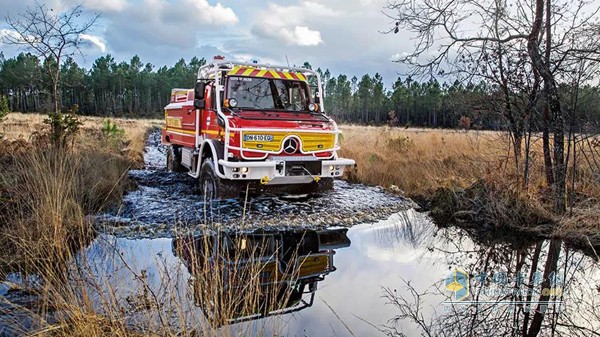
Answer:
[3, 1, 100, 114]
[385, 0, 600, 214]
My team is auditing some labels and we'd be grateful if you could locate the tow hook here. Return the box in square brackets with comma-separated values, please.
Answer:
[260, 176, 271, 185]
[300, 166, 321, 183]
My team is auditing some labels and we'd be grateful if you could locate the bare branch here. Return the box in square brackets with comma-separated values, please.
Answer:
[3, 1, 100, 113]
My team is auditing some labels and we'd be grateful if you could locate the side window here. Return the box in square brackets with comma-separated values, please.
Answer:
[209, 83, 223, 110]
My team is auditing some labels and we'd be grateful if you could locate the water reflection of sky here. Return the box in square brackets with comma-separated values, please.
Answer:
[80, 209, 460, 336]
[279, 210, 450, 336]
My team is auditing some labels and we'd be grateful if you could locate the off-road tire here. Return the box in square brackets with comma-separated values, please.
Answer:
[166, 145, 186, 172]
[198, 159, 241, 199]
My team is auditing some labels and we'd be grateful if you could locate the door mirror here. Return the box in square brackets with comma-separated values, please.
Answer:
[195, 82, 206, 100]
[194, 99, 205, 109]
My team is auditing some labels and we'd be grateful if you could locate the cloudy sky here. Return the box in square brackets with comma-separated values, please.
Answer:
[0, 0, 412, 86]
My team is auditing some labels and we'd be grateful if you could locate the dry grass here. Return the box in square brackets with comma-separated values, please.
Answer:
[0, 113, 156, 269]
[338, 125, 600, 240]
[338, 126, 514, 196]
[0, 145, 133, 266]
[0, 112, 162, 167]
[339, 125, 599, 197]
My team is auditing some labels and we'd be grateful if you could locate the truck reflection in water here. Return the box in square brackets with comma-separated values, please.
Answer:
[172, 228, 351, 326]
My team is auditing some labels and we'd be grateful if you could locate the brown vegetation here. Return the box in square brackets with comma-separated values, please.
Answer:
[0, 113, 159, 268]
[339, 125, 600, 244]
[0, 113, 161, 167]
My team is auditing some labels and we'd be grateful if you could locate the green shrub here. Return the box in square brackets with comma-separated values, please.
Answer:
[101, 119, 125, 138]
[44, 104, 83, 148]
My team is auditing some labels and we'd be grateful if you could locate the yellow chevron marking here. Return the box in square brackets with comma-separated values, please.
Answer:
[227, 66, 308, 82]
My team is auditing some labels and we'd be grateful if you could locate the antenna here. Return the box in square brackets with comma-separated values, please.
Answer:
[285, 55, 290, 67]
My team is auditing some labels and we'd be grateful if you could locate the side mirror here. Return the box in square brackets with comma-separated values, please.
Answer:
[194, 99, 205, 109]
[195, 82, 206, 100]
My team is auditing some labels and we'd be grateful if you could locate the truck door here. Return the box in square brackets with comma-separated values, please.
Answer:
[202, 83, 221, 140]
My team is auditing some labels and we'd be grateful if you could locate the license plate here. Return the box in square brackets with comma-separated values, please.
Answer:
[243, 134, 274, 142]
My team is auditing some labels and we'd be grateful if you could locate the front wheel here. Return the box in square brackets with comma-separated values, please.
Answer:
[198, 159, 241, 200]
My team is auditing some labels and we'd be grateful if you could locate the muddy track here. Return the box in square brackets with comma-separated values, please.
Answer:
[94, 130, 416, 238]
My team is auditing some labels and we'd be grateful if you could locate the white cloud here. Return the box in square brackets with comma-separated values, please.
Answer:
[80, 34, 106, 52]
[104, 0, 238, 53]
[284, 26, 323, 46]
[2, 0, 415, 84]
[0, 29, 20, 43]
[251, 2, 337, 46]
[80, 0, 128, 12]
[390, 52, 409, 61]
[183, 0, 238, 25]
[254, 24, 323, 46]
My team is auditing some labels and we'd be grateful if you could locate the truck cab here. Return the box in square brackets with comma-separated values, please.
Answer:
[162, 58, 355, 198]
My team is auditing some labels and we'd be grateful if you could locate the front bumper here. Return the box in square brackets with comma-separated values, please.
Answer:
[217, 158, 355, 185]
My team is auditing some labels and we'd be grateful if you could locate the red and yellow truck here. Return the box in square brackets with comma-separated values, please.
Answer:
[162, 57, 355, 198]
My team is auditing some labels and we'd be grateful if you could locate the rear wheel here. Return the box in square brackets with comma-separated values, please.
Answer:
[198, 159, 241, 200]
[167, 145, 186, 172]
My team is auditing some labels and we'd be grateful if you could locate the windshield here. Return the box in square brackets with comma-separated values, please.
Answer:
[227, 76, 310, 111]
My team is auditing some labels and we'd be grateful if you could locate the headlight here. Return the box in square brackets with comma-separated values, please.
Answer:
[241, 167, 249, 174]
[329, 165, 335, 171]
[229, 98, 238, 108]
[308, 103, 319, 112]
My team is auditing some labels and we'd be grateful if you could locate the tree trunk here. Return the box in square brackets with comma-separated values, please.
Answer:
[528, 0, 566, 214]
[551, 90, 566, 214]
[542, 103, 554, 186]
[526, 239, 562, 337]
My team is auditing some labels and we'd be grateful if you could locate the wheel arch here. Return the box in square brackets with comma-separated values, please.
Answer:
[198, 139, 225, 177]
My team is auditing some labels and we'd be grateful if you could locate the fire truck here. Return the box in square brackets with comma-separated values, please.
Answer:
[162, 57, 355, 198]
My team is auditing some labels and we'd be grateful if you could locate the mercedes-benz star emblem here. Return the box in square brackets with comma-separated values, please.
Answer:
[283, 138, 299, 154]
